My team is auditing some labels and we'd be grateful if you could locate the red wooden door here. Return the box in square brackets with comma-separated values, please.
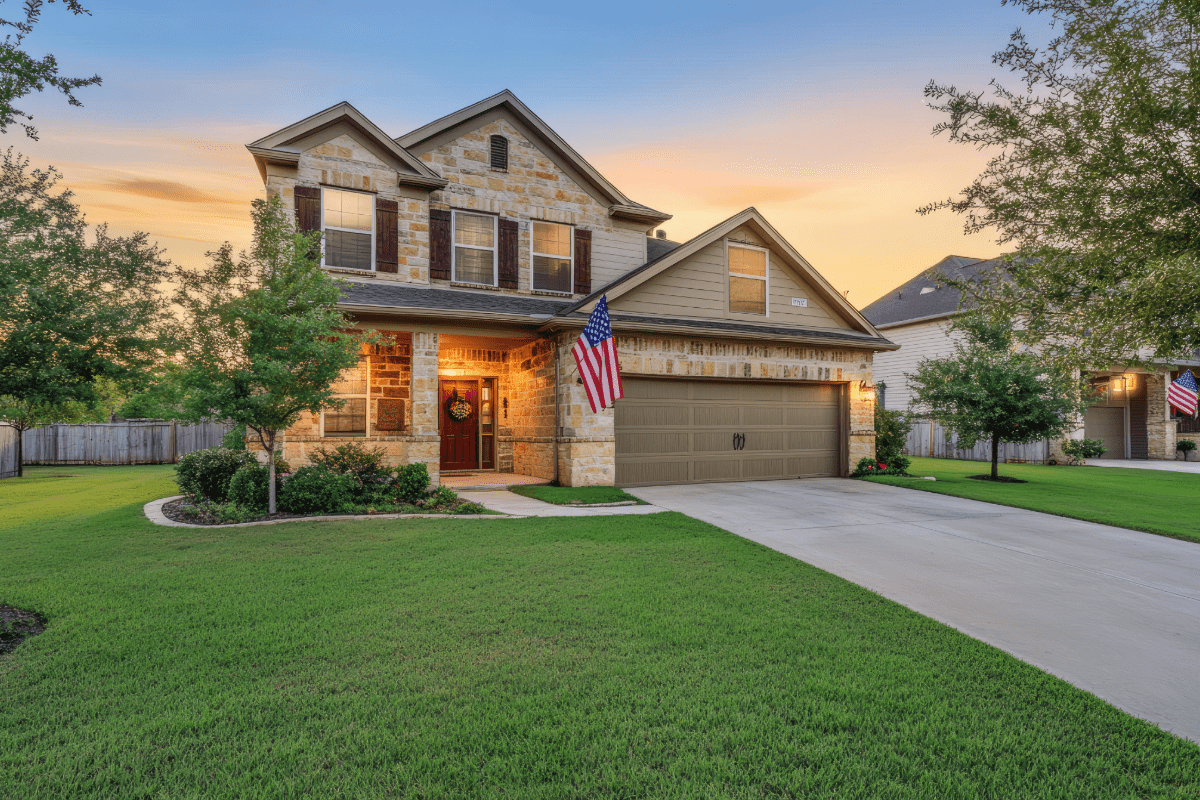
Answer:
[439, 379, 479, 471]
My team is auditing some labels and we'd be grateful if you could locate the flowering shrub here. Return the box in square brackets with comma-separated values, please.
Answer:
[851, 455, 911, 477]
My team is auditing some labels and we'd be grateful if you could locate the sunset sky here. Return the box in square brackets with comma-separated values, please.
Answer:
[13, 0, 1053, 307]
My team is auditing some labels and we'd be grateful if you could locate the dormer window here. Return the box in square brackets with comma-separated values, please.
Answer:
[489, 135, 508, 171]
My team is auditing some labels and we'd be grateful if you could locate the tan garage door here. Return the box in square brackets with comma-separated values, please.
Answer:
[1084, 406, 1126, 459]
[615, 377, 843, 486]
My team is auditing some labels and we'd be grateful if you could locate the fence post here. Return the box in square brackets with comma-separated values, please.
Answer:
[169, 421, 177, 464]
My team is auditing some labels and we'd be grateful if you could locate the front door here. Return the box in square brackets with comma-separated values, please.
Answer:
[440, 379, 479, 470]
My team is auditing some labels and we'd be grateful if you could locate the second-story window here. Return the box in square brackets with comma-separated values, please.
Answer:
[452, 211, 497, 286]
[728, 243, 768, 315]
[323, 188, 374, 271]
[532, 221, 572, 293]
[489, 135, 508, 171]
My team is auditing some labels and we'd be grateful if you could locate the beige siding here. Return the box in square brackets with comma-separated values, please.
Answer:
[609, 237, 851, 330]
[591, 219, 648, 288]
[871, 319, 964, 410]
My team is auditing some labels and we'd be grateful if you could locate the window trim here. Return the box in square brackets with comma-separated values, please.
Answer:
[320, 186, 376, 273]
[725, 240, 770, 317]
[451, 209, 499, 287]
[489, 134, 509, 171]
[530, 219, 574, 295]
[321, 355, 370, 437]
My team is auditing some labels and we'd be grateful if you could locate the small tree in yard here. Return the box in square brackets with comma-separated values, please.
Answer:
[175, 197, 372, 513]
[0, 395, 90, 477]
[907, 316, 1091, 480]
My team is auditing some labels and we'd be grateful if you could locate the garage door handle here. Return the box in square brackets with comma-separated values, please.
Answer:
[733, 433, 745, 451]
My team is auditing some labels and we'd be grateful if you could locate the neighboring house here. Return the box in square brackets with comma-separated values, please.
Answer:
[861, 255, 1199, 461]
[245, 91, 897, 486]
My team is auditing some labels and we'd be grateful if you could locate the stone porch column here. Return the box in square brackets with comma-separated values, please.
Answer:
[556, 332, 616, 487]
[411, 331, 441, 484]
[1147, 369, 1176, 460]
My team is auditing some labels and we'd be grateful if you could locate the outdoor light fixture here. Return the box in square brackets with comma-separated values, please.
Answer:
[859, 380, 876, 400]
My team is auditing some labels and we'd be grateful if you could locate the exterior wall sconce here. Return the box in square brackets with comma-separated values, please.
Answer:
[859, 380, 876, 401]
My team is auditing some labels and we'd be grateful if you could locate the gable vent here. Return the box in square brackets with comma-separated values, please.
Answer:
[489, 135, 508, 171]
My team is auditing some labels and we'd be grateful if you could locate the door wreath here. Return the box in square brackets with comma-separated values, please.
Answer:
[446, 389, 473, 422]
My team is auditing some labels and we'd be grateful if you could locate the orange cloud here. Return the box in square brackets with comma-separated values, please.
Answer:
[97, 178, 238, 205]
[696, 183, 829, 208]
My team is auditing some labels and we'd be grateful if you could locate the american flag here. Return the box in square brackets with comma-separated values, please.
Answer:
[1168, 369, 1198, 417]
[572, 295, 623, 413]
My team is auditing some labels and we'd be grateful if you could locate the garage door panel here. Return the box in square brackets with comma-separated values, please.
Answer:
[616, 377, 844, 486]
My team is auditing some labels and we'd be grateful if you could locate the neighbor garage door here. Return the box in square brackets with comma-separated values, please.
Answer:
[615, 377, 843, 486]
[1084, 406, 1126, 459]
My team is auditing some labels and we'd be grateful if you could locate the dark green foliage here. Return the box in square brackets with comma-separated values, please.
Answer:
[907, 316, 1090, 479]
[173, 499, 259, 525]
[226, 465, 286, 513]
[174, 447, 256, 502]
[220, 424, 247, 450]
[874, 405, 913, 464]
[277, 466, 357, 515]
[425, 484, 458, 507]
[1177, 438, 1197, 453]
[923, 0, 1200, 365]
[308, 441, 387, 480]
[394, 462, 430, 504]
[1061, 438, 1108, 465]
[852, 455, 911, 477]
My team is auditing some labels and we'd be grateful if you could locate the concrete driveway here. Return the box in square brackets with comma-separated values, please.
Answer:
[627, 478, 1200, 744]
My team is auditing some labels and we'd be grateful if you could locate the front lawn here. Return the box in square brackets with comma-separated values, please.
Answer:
[2, 465, 1197, 798]
[866, 457, 1200, 544]
[509, 484, 647, 505]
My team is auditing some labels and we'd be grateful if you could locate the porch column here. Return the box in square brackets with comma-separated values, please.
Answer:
[1147, 369, 1176, 460]
[556, 332, 616, 487]
[411, 331, 441, 484]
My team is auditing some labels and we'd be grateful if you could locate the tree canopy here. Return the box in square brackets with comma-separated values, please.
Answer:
[923, 0, 1200, 367]
[907, 316, 1091, 479]
[0, 149, 172, 413]
[174, 196, 371, 513]
[0, 0, 101, 139]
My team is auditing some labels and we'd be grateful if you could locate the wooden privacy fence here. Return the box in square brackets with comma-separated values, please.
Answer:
[0, 425, 17, 479]
[903, 418, 1052, 464]
[18, 421, 236, 466]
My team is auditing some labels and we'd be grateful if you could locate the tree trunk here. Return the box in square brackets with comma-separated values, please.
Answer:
[15, 424, 23, 478]
[266, 430, 277, 514]
[991, 431, 1001, 480]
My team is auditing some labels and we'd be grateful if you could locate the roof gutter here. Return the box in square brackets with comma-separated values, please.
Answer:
[871, 310, 959, 331]
[538, 316, 900, 351]
[337, 302, 558, 328]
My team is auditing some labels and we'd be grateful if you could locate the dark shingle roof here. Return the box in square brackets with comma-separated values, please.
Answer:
[860, 256, 1005, 328]
[606, 313, 891, 346]
[339, 280, 571, 317]
[646, 236, 681, 262]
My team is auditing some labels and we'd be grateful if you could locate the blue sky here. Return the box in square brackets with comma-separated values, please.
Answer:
[15, 0, 1053, 304]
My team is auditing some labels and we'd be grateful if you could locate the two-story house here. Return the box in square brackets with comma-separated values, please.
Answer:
[246, 91, 898, 487]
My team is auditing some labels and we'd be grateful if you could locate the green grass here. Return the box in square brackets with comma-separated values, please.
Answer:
[2, 465, 1198, 798]
[866, 457, 1200, 544]
[509, 484, 647, 505]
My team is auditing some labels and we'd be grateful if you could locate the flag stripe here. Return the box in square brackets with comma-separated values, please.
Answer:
[571, 295, 624, 414]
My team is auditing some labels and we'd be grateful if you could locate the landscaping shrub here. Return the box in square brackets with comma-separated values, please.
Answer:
[226, 464, 287, 512]
[874, 406, 913, 464]
[1177, 439, 1197, 456]
[852, 455, 911, 477]
[175, 447, 257, 502]
[277, 466, 357, 515]
[395, 462, 430, 504]
[308, 442, 388, 481]
[1061, 437, 1107, 465]
[424, 484, 458, 508]
[173, 499, 260, 525]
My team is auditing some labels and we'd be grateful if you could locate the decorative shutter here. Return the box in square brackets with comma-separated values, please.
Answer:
[375, 198, 398, 273]
[429, 209, 451, 280]
[573, 228, 592, 295]
[498, 218, 519, 289]
[294, 186, 321, 233]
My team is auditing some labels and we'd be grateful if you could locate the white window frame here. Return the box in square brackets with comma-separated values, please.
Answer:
[451, 209, 498, 287]
[321, 187, 375, 273]
[321, 356, 370, 437]
[529, 219, 574, 294]
[726, 240, 770, 317]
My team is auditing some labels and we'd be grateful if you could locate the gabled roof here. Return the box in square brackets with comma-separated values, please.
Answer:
[396, 90, 670, 224]
[860, 255, 1004, 329]
[558, 207, 886, 340]
[246, 101, 448, 191]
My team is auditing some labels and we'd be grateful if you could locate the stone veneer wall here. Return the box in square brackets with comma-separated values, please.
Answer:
[1147, 369, 1177, 460]
[552, 331, 877, 486]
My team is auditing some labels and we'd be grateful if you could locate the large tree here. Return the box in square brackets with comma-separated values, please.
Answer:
[175, 196, 371, 513]
[922, 0, 1200, 368]
[0, 150, 171, 429]
[907, 316, 1091, 479]
[1, 0, 102, 138]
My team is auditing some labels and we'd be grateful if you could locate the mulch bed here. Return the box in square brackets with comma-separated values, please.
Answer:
[161, 498, 491, 526]
[0, 605, 46, 655]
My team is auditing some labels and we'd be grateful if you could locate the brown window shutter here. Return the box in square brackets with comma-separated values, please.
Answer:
[498, 218, 519, 289]
[294, 186, 321, 233]
[375, 198, 398, 273]
[573, 228, 592, 295]
[429, 209, 451, 280]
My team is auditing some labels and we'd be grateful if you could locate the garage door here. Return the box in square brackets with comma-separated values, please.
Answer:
[1084, 406, 1126, 459]
[615, 377, 843, 486]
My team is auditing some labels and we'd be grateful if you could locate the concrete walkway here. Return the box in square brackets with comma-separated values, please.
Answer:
[628, 478, 1200, 744]
[1088, 459, 1200, 474]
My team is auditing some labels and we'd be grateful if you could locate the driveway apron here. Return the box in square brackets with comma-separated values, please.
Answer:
[628, 478, 1200, 744]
